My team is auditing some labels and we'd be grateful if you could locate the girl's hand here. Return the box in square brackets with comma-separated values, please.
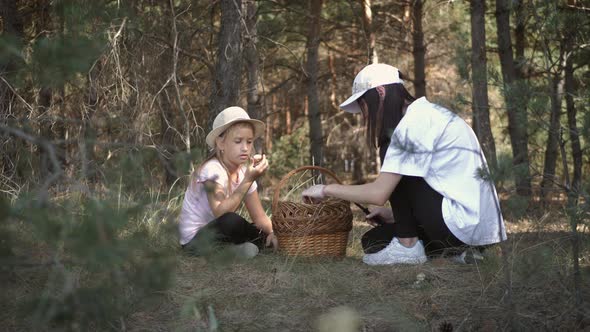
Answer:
[366, 206, 394, 226]
[252, 154, 263, 166]
[266, 232, 278, 250]
[245, 154, 268, 181]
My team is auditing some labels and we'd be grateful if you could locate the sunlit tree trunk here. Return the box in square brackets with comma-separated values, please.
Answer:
[209, 0, 243, 125]
[495, 0, 531, 196]
[359, 0, 378, 64]
[412, 0, 426, 98]
[305, 0, 324, 166]
[470, 0, 496, 168]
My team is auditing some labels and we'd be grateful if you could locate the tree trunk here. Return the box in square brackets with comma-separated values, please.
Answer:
[0, 0, 24, 178]
[514, 0, 527, 79]
[306, 0, 324, 167]
[38, 1, 63, 181]
[244, 0, 263, 152]
[412, 0, 426, 98]
[359, 0, 378, 64]
[540, 71, 563, 203]
[564, 38, 582, 194]
[38, 87, 54, 180]
[495, 0, 531, 196]
[156, 1, 178, 186]
[81, 53, 104, 184]
[470, 0, 497, 168]
[209, 0, 243, 126]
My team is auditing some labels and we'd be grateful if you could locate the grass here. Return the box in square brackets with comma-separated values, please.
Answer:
[2, 195, 590, 331]
[131, 210, 589, 331]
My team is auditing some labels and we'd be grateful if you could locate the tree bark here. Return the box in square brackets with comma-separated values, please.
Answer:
[158, 1, 180, 186]
[209, 0, 243, 126]
[306, 0, 324, 167]
[564, 33, 582, 193]
[540, 70, 563, 203]
[412, 0, 426, 98]
[0, 0, 24, 178]
[514, 0, 527, 79]
[244, 0, 263, 152]
[495, 0, 531, 196]
[37, 1, 62, 181]
[470, 0, 497, 168]
[38, 87, 54, 180]
[359, 0, 378, 64]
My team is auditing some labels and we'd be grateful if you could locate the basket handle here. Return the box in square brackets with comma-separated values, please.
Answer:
[272, 165, 343, 213]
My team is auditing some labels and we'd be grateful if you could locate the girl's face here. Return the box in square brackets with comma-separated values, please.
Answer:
[217, 123, 255, 167]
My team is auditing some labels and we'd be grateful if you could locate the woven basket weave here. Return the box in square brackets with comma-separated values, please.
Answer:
[272, 166, 353, 257]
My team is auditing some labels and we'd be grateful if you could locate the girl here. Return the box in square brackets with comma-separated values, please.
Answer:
[303, 64, 506, 265]
[179, 106, 278, 257]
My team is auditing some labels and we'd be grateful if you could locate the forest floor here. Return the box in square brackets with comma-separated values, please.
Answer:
[127, 208, 590, 332]
[3, 206, 590, 331]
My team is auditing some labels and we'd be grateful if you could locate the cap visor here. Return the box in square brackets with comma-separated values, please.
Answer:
[339, 91, 365, 113]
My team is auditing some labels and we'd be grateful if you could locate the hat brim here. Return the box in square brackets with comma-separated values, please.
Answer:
[339, 90, 366, 114]
[206, 119, 265, 149]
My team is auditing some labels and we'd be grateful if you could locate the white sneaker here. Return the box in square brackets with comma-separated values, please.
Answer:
[362, 238, 427, 265]
[227, 242, 259, 259]
[451, 248, 484, 265]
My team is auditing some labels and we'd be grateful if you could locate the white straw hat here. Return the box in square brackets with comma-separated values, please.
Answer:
[339, 63, 404, 113]
[205, 106, 265, 149]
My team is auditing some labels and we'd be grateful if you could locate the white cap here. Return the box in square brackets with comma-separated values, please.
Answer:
[339, 64, 404, 113]
[205, 106, 265, 149]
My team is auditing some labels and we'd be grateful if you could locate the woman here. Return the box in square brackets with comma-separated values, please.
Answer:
[179, 106, 278, 258]
[302, 64, 506, 265]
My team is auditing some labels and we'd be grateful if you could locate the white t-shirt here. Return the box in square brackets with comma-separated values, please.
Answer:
[178, 159, 257, 245]
[380, 97, 507, 246]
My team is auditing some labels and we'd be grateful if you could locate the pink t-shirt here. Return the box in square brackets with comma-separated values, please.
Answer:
[178, 159, 257, 245]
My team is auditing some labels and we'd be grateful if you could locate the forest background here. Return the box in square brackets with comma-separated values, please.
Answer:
[1, 0, 589, 331]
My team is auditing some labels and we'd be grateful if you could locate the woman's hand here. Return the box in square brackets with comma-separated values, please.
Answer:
[366, 206, 394, 227]
[266, 232, 278, 249]
[301, 184, 326, 203]
[245, 154, 268, 181]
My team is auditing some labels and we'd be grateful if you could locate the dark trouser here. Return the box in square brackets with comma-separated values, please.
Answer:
[361, 176, 467, 256]
[183, 212, 264, 256]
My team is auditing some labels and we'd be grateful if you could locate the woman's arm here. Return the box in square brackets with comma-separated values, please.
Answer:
[323, 172, 402, 205]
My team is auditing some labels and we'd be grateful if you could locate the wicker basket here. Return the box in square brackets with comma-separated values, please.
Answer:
[272, 166, 353, 257]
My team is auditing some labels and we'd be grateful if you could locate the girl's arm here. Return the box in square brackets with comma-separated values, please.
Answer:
[324, 172, 402, 205]
[205, 178, 255, 217]
[244, 190, 273, 235]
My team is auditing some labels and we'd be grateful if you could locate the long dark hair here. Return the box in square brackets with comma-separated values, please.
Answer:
[359, 81, 415, 159]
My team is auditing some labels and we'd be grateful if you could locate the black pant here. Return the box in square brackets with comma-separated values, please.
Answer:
[183, 212, 264, 256]
[361, 176, 467, 256]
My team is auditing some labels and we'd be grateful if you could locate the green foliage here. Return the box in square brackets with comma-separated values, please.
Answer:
[31, 35, 104, 88]
[483, 152, 529, 219]
[513, 244, 560, 285]
[0, 0, 123, 89]
[582, 103, 590, 143]
[173, 147, 209, 179]
[102, 148, 162, 194]
[0, 196, 14, 259]
[9, 194, 176, 330]
[268, 124, 310, 180]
